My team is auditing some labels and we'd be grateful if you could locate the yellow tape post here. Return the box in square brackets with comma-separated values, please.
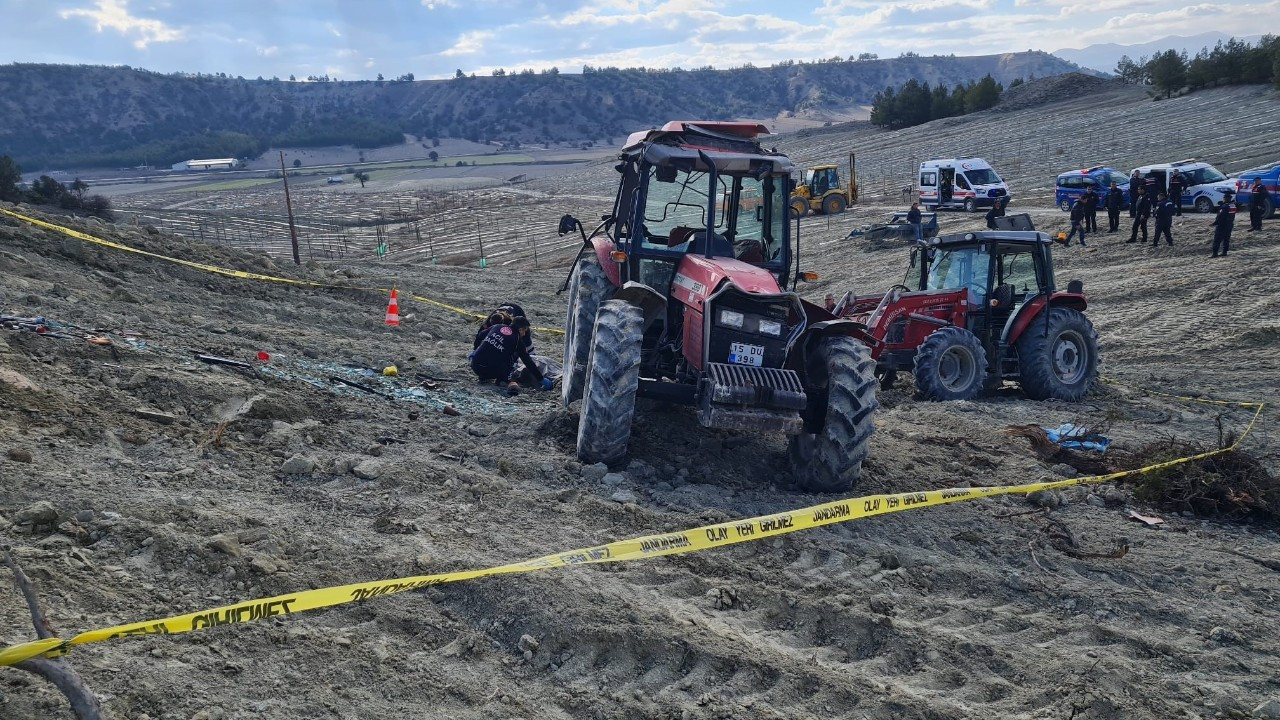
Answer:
[0, 395, 1263, 667]
[0, 209, 563, 335]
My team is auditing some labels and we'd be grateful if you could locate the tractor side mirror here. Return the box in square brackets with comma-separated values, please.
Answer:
[1067, 279, 1084, 294]
[557, 214, 580, 236]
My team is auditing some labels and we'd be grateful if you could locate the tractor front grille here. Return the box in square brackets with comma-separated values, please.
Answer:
[703, 363, 807, 411]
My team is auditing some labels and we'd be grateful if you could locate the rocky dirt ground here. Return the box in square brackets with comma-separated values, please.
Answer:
[2, 90, 1280, 720]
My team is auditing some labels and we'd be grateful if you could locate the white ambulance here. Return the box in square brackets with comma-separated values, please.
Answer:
[918, 158, 1011, 212]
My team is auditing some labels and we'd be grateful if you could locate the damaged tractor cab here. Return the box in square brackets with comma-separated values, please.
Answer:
[557, 121, 878, 492]
[832, 230, 1099, 402]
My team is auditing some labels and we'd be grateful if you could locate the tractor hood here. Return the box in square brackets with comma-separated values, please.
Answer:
[671, 254, 783, 310]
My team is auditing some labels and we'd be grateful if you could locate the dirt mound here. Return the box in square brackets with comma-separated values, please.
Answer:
[995, 72, 1116, 113]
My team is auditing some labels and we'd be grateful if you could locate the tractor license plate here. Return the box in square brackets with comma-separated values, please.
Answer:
[728, 342, 765, 367]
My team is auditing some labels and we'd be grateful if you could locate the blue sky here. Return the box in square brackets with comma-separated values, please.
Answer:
[2, 0, 1274, 79]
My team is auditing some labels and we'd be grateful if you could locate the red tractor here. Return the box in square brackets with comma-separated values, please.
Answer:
[830, 230, 1099, 401]
[557, 121, 878, 492]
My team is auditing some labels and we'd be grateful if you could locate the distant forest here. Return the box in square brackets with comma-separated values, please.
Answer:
[869, 75, 1005, 129]
[1113, 35, 1280, 98]
[0, 51, 1085, 170]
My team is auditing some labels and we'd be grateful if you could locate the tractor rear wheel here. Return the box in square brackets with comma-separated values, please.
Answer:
[788, 336, 878, 493]
[790, 196, 809, 218]
[561, 253, 611, 407]
[822, 193, 847, 215]
[576, 300, 643, 464]
[1016, 307, 1099, 401]
[913, 326, 987, 401]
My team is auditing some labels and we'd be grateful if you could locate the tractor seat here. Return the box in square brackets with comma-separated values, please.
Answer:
[689, 230, 734, 258]
[991, 283, 1015, 310]
[734, 239, 765, 263]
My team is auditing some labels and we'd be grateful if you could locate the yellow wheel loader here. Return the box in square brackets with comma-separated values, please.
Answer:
[789, 152, 858, 218]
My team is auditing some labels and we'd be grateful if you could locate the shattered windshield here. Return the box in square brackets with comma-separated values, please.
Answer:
[640, 166, 727, 249]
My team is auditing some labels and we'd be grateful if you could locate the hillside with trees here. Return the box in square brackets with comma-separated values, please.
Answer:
[0, 51, 1086, 170]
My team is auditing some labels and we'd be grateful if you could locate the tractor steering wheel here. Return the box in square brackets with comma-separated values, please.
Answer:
[887, 283, 912, 297]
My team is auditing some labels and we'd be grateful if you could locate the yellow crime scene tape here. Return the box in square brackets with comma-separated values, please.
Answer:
[0, 385, 1264, 667]
[0, 209, 564, 335]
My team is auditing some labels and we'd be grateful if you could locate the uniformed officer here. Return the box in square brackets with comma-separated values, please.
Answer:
[1167, 170, 1185, 217]
[1152, 192, 1174, 246]
[1105, 181, 1124, 232]
[470, 316, 552, 393]
[1211, 192, 1236, 257]
[1128, 170, 1142, 217]
[1127, 186, 1151, 244]
[1083, 185, 1099, 232]
[1248, 178, 1269, 231]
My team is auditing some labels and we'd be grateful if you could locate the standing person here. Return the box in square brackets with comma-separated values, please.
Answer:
[1211, 192, 1236, 257]
[906, 202, 923, 242]
[470, 316, 552, 393]
[1065, 198, 1088, 246]
[1248, 178, 1269, 231]
[1083, 185, 1099, 232]
[1167, 170, 1185, 217]
[984, 197, 1005, 230]
[940, 175, 953, 206]
[1128, 170, 1142, 217]
[1144, 170, 1160, 204]
[1152, 192, 1175, 246]
[1127, 186, 1151, 244]
[1105, 181, 1124, 232]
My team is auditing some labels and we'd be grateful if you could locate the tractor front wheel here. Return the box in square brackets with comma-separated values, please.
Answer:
[913, 326, 987, 401]
[822, 193, 847, 215]
[576, 300, 643, 464]
[561, 253, 611, 407]
[788, 336, 878, 493]
[1016, 307, 1099, 401]
[790, 196, 809, 218]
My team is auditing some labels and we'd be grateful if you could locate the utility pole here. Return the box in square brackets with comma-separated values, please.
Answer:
[279, 151, 301, 265]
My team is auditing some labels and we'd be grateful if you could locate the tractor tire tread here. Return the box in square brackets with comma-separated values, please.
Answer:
[561, 254, 611, 407]
[576, 300, 643, 464]
[789, 337, 878, 493]
[913, 326, 988, 401]
[1016, 307, 1099, 402]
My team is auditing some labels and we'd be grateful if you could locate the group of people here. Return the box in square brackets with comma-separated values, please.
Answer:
[469, 302, 554, 394]
[1059, 175, 1269, 258]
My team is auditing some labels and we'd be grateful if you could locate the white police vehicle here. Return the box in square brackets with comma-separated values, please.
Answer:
[1131, 159, 1235, 213]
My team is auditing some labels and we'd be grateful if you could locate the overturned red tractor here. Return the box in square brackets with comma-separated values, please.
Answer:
[830, 230, 1100, 401]
[557, 121, 877, 492]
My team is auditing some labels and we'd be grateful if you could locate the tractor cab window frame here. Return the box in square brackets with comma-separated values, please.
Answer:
[924, 244, 992, 304]
[636, 163, 727, 254]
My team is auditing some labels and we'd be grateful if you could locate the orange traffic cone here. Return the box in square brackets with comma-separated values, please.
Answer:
[385, 289, 400, 326]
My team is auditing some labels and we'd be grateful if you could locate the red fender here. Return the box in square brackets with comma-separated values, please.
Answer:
[590, 237, 621, 287]
[1007, 292, 1088, 344]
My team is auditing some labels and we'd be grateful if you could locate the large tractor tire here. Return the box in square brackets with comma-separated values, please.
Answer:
[561, 254, 612, 407]
[576, 300, 644, 465]
[822, 193, 847, 215]
[913, 326, 987, 401]
[789, 196, 809, 219]
[1015, 307, 1099, 402]
[788, 336, 878, 493]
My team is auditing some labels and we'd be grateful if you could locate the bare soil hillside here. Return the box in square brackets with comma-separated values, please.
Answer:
[1, 83, 1279, 720]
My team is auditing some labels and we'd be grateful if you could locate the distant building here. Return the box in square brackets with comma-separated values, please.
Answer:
[172, 158, 238, 171]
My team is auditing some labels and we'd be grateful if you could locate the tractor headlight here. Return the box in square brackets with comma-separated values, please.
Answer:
[758, 319, 782, 337]
[718, 309, 745, 329]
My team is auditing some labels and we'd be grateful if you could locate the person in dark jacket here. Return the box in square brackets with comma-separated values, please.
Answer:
[1127, 186, 1151, 244]
[1128, 170, 1142, 217]
[1248, 178, 1269, 231]
[1211, 192, 1236, 257]
[473, 311, 511, 350]
[470, 316, 552, 392]
[906, 202, 923, 241]
[1083, 186, 1099, 232]
[1144, 171, 1160, 204]
[1105, 181, 1124, 232]
[1065, 198, 1088, 246]
[1152, 192, 1175, 246]
[495, 302, 535, 354]
[1168, 170, 1185, 217]
[984, 198, 1006, 229]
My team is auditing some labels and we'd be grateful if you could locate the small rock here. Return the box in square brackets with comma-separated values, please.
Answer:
[1003, 572, 1029, 592]
[1052, 463, 1077, 478]
[1085, 494, 1106, 508]
[1252, 699, 1280, 719]
[14, 501, 58, 525]
[335, 637, 352, 648]
[581, 462, 609, 482]
[280, 454, 316, 475]
[610, 489, 639, 504]
[132, 408, 176, 425]
[141, 536, 155, 547]
[414, 554, 433, 570]
[352, 460, 384, 480]
[365, 444, 385, 457]
[190, 708, 225, 720]
[601, 472, 626, 487]
[879, 552, 901, 570]
[1208, 626, 1240, 644]
[1027, 490, 1063, 509]
[248, 556, 279, 574]
[75, 509, 94, 523]
[208, 533, 243, 558]
[1103, 487, 1126, 505]
[6, 448, 33, 463]
[518, 634, 539, 652]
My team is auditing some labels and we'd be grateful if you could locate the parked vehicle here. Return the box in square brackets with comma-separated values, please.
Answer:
[847, 211, 939, 249]
[1055, 166, 1129, 211]
[918, 158, 1010, 213]
[789, 152, 858, 217]
[325, 176, 344, 184]
[557, 121, 878, 491]
[1131, 159, 1235, 213]
[1233, 162, 1279, 219]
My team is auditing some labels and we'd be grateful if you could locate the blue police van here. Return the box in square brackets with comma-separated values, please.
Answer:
[1055, 166, 1130, 211]
[1233, 161, 1279, 219]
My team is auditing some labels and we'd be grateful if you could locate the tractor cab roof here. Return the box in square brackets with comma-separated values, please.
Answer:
[621, 120, 794, 176]
[924, 230, 1053, 248]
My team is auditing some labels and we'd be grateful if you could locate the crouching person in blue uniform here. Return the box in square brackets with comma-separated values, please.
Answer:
[470, 316, 553, 394]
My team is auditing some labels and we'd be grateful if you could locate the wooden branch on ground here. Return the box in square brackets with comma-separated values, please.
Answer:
[3, 551, 103, 720]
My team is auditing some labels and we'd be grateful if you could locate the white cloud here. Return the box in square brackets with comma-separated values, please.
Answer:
[325, 22, 343, 37]
[59, 0, 183, 49]
[422, 0, 458, 7]
[257, 45, 279, 57]
[440, 30, 495, 56]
